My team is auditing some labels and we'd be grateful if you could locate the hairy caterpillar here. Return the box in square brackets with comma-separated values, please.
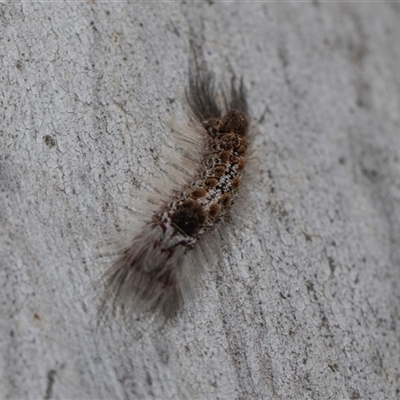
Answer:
[103, 53, 250, 319]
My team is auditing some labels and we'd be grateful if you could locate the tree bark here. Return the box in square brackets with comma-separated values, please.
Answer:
[1, 2, 400, 399]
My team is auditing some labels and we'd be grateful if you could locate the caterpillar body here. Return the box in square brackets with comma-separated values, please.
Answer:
[104, 55, 250, 319]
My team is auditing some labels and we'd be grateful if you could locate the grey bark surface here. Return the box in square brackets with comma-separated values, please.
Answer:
[1, 2, 400, 399]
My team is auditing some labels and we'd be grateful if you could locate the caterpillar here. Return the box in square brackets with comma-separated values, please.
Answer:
[103, 52, 250, 319]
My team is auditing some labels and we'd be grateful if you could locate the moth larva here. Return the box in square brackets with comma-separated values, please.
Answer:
[103, 53, 250, 319]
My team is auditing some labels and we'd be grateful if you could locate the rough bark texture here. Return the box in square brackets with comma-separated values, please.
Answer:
[1, 2, 400, 399]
